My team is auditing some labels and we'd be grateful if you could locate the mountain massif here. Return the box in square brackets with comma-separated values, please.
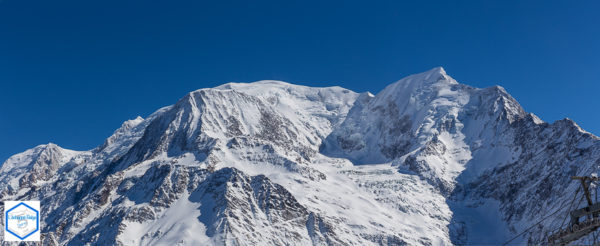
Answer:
[2, 67, 599, 245]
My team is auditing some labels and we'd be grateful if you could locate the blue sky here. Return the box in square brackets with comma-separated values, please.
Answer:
[1, 0, 599, 162]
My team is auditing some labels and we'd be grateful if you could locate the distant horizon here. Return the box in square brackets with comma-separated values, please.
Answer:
[2, 0, 599, 162]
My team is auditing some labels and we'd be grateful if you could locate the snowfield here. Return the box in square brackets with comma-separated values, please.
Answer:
[1, 67, 599, 245]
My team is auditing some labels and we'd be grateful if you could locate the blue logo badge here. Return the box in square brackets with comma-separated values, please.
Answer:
[4, 201, 40, 241]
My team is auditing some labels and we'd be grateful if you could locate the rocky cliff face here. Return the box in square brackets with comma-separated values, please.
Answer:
[2, 68, 598, 245]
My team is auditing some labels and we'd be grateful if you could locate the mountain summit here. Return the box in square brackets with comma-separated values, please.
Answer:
[1, 68, 599, 245]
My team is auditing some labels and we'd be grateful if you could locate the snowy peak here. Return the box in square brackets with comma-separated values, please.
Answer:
[394, 66, 451, 85]
[323, 68, 469, 162]
[375, 67, 456, 102]
[322, 68, 532, 193]
[0, 143, 86, 197]
[479, 85, 526, 122]
[1, 143, 70, 174]
[96, 116, 147, 159]
[110, 81, 358, 174]
[418, 66, 450, 82]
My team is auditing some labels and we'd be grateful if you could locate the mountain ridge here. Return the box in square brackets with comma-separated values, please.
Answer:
[2, 67, 599, 245]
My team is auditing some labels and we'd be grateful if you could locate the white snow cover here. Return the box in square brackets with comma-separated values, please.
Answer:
[1, 67, 600, 245]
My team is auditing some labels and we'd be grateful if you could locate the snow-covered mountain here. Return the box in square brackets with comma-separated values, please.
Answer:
[2, 67, 599, 245]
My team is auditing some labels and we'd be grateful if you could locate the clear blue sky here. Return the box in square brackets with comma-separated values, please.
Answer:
[1, 0, 599, 162]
